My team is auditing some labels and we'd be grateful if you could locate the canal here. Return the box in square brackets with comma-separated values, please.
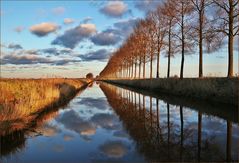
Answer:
[1, 82, 238, 162]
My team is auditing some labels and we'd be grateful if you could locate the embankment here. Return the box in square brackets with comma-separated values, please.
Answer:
[102, 78, 238, 106]
[0, 78, 89, 136]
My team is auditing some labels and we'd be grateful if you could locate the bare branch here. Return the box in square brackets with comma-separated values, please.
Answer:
[213, 0, 229, 13]
[233, 27, 239, 36]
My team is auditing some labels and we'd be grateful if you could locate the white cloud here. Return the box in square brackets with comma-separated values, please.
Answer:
[99, 140, 128, 158]
[100, 1, 128, 18]
[64, 18, 74, 24]
[29, 22, 59, 37]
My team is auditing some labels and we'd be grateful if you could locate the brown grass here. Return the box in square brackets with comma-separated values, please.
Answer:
[0, 78, 88, 135]
[103, 77, 238, 106]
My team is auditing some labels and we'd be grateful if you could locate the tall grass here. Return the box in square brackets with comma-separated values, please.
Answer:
[105, 78, 238, 106]
[0, 78, 87, 135]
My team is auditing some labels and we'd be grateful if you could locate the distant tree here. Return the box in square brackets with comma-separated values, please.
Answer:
[86, 73, 94, 80]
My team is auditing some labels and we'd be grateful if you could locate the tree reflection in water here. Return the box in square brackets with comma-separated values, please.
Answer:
[0, 83, 237, 162]
[100, 82, 238, 162]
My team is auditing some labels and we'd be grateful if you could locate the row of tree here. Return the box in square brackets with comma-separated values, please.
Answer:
[99, 0, 238, 79]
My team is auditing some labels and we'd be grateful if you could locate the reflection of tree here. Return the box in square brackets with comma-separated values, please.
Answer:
[100, 82, 234, 162]
[226, 120, 231, 162]
[198, 111, 201, 162]
[0, 130, 26, 158]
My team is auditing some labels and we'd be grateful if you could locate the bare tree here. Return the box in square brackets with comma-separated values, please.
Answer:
[174, 0, 194, 79]
[145, 15, 157, 79]
[152, 6, 167, 78]
[191, 0, 213, 78]
[161, 0, 177, 78]
[213, 0, 239, 77]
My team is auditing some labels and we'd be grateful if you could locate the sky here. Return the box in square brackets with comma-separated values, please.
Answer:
[0, 0, 238, 78]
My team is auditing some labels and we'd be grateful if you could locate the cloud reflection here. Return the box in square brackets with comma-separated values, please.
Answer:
[91, 113, 119, 130]
[99, 140, 128, 158]
[37, 124, 61, 137]
[77, 97, 108, 110]
[63, 134, 74, 141]
[57, 110, 96, 138]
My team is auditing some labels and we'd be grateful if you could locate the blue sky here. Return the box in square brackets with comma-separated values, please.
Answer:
[0, 0, 238, 78]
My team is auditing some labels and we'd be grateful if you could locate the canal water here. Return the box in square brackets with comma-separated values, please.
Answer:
[1, 82, 238, 162]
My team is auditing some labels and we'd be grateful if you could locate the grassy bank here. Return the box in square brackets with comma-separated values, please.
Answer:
[102, 78, 238, 106]
[0, 78, 88, 135]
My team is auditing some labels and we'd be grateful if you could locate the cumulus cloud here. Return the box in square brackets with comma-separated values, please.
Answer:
[8, 43, 23, 50]
[52, 23, 96, 49]
[91, 113, 119, 130]
[77, 97, 108, 110]
[99, 140, 128, 158]
[91, 30, 121, 46]
[60, 49, 73, 55]
[40, 48, 60, 55]
[82, 17, 93, 23]
[2, 54, 52, 65]
[38, 124, 61, 137]
[78, 49, 110, 62]
[1, 49, 80, 65]
[63, 134, 74, 141]
[113, 18, 139, 37]
[90, 18, 138, 46]
[100, 1, 128, 18]
[64, 18, 74, 24]
[52, 6, 65, 15]
[39, 48, 73, 56]
[57, 110, 96, 137]
[14, 26, 24, 33]
[29, 22, 59, 37]
[54, 59, 81, 66]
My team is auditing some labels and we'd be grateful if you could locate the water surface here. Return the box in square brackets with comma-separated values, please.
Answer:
[1, 82, 238, 162]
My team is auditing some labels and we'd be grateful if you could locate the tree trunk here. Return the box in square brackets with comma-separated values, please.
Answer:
[180, 106, 184, 161]
[131, 60, 134, 78]
[134, 62, 137, 78]
[228, 0, 234, 77]
[167, 103, 170, 159]
[156, 35, 161, 78]
[199, 8, 204, 78]
[167, 20, 172, 78]
[180, 5, 185, 79]
[198, 112, 202, 162]
[150, 52, 153, 79]
[143, 55, 146, 78]
[227, 120, 232, 161]
[139, 56, 142, 78]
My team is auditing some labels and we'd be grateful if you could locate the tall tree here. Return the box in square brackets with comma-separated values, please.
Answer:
[152, 6, 167, 78]
[213, 0, 239, 77]
[174, 0, 194, 79]
[145, 15, 157, 79]
[161, 0, 177, 78]
[191, 0, 211, 78]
